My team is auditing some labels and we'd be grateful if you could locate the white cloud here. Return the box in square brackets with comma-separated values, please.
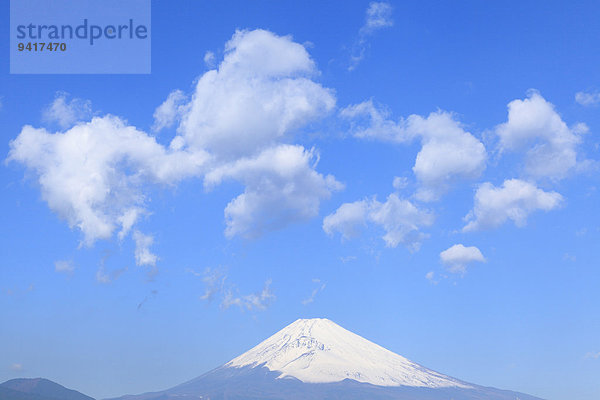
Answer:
[341, 100, 487, 201]
[222, 279, 275, 311]
[42, 92, 92, 129]
[152, 90, 188, 132]
[170, 29, 339, 238]
[8, 115, 207, 246]
[175, 29, 335, 160]
[10, 30, 340, 259]
[302, 278, 326, 305]
[411, 113, 487, 201]
[496, 91, 587, 180]
[54, 260, 75, 274]
[463, 179, 563, 232]
[206, 145, 342, 238]
[350, 2, 394, 70]
[439, 244, 486, 273]
[133, 231, 158, 269]
[322, 200, 370, 241]
[369, 194, 434, 249]
[324, 192, 434, 251]
[575, 91, 600, 106]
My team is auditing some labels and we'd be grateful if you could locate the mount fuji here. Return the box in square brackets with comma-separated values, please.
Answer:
[110, 318, 544, 400]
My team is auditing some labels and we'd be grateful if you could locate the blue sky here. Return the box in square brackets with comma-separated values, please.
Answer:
[1, 1, 599, 399]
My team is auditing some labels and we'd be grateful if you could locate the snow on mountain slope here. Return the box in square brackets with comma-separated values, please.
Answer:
[226, 318, 471, 388]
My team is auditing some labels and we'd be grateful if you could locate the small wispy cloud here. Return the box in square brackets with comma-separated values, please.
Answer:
[575, 91, 600, 106]
[363, 2, 394, 32]
[133, 231, 159, 279]
[585, 351, 600, 359]
[191, 267, 275, 312]
[392, 176, 409, 190]
[425, 271, 439, 285]
[222, 279, 275, 311]
[340, 255, 357, 263]
[42, 92, 92, 129]
[204, 51, 216, 68]
[54, 260, 75, 275]
[10, 363, 24, 372]
[3, 284, 34, 297]
[188, 267, 227, 301]
[95, 252, 127, 284]
[302, 279, 326, 305]
[349, 2, 394, 70]
[152, 89, 188, 132]
[96, 265, 127, 284]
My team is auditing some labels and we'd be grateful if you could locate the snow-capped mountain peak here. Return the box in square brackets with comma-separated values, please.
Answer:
[226, 318, 471, 388]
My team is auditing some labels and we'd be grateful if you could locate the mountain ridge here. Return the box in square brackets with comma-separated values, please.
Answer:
[0, 378, 95, 400]
[106, 317, 545, 400]
[226, 318, 470, 388]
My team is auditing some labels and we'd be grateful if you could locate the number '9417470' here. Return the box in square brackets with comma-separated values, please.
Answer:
[17, 42, 66, 51]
